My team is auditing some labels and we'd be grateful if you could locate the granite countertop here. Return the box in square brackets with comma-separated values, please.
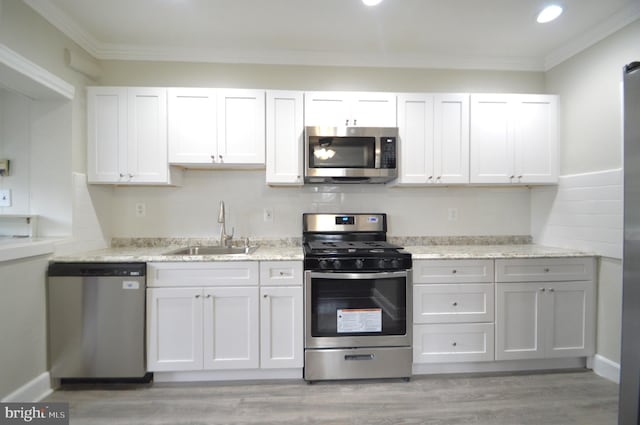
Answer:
[52, 245, 304, 263]
[51, 241, 593, 263]
[405, 244, 594, 259]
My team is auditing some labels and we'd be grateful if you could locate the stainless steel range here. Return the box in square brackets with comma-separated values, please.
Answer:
[303, 213, 413, 382]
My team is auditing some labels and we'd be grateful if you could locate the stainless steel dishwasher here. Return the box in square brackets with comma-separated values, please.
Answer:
[47, 262, 148, 381]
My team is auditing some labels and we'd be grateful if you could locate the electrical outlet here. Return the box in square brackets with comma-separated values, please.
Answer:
[0, 189, 11, 207]
[135, 202, 146, 217]
[263, 208, 274, 223]
[447, 207, 458, 221]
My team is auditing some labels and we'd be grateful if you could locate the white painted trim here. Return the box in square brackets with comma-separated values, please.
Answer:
[592, 354, 620, 384]
[545, 5, 640, 71]
[412, 357, 587, 375]
[153, 368, 302, 383]
[0, 44, 75, 100]
[1, 372, 53, 402]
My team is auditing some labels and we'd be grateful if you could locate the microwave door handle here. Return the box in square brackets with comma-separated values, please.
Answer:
[374, 137, 381, 168]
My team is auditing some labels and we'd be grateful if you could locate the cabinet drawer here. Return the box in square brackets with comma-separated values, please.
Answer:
[413, 259, 493, 283]
[495, 258, 595, 282]
[413, 323, 494, 363]
[413, 283, 494, 324]
[147, 262, 259, 287]
[259, 261, 303, 286]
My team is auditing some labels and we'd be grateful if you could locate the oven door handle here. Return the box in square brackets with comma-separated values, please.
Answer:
[308, 271, 408, 280]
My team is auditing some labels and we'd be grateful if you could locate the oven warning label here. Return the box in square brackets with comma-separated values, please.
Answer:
[337, 308, 382, 333]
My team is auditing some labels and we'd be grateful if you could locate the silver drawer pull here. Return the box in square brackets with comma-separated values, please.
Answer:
[544, 268, 550, 272]
[452, 269, 457, 274]
[452, 342, 457, 347]
[452, 302, 458, 307]
[540, 288, 546, 292]
[549, 288, 555, 292]
[345, 354, 375, 361]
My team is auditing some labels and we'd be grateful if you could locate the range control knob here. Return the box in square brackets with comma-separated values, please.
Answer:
[355, 259, 364, 269]
[391, 259, 400, 269]
[333, 260, 342, 270]
[319, 260, 329, 269]
[377, 259, 387, 269]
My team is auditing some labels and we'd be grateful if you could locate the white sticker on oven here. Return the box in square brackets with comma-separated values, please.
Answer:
[337, 308, 382, 333]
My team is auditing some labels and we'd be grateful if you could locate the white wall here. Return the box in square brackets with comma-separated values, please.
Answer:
[0, 89, 30, 214]
[111, 170, 531, 238]
[534, 18, 640, 369]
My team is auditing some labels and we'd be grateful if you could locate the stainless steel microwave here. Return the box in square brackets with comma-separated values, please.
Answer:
[304, 126, 398, 184]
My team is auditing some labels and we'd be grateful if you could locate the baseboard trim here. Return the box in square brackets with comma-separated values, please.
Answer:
[412, 357, 587, 375]
[592, 354, 620, 383]
[153, 368, 303, 383]
[1, 372, 53, 402]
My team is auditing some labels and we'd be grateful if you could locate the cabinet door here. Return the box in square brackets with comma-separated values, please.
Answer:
[434, 94, 469, 184]
[396, 94, 434, 184]
[350, 92, 397, 127]
[260, 286, 304, 368]
[127, 88, 169, 183]
[217, 89, 265, 164]
[266, 91, 304, 185]
[147, 287, 203, 371]
[495, 282, 545, 360]
[546, 281, 595, 358]
[514, 95, 558, 184]
[304, 91, 351, 126]
[87, 87, 127, 183]
[202, 287, 259, 369]
[168, 88, 217, 164]
[470, 94, 514, 184]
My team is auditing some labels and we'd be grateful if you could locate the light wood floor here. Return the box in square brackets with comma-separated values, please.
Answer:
[45, 370, 618, 425]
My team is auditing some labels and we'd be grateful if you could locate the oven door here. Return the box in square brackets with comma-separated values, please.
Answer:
[305, 270, 412, 349]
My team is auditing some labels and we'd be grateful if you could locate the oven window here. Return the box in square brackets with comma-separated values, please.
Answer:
[308, 136, 375, 168]
[310, 275, 406, 337]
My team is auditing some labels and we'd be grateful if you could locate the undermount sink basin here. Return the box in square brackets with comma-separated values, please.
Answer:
[164, 245, 258, 256]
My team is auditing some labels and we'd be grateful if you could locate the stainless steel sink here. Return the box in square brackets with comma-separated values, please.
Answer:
[163, 245, 258, 256]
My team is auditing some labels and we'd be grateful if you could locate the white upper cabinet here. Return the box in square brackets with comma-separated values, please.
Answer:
[397, 93, 469, 185]
[167, 88, 265, 167]
[304, 91, 396, 127]
[470, 94, 558, 184]
[88, 87, 178, 185]
[168, 88, 217, 164]
[217, 89, 266, 165]
[265, 90, 304, 185]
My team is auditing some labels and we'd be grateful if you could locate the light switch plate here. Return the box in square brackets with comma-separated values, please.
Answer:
[0, 189, 11, 207]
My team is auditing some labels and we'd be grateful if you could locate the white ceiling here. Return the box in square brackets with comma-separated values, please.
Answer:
[24, 0, 640, 71]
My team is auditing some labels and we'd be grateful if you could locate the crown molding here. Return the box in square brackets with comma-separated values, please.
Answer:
[22, 0, 101, 58]
[94, 43, 545, 71]
[544, 2, 640, 71]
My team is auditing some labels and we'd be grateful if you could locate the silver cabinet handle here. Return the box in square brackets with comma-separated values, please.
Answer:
[263, 294, 268, 298]
[452, 302, 458, 307]
[510, 175, 515, 179]
[353, 119, 357, 126]
[206, 294, 212, 298]
[210, 155, 216, 162]
[195, 294, 201, 298]
[540, 288, 546, 292]
[119, 173, 125, 178]
[452, 342, 457, 347]
[549, 288, 555, 292]
[544, 268, 550, 272]
[452, 269, 457, 274]
[428, 176, 433, 180]
[345, 119, 349, 126]
[218, 154, 224, 163]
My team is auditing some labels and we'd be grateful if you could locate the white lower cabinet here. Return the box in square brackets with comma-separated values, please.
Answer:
[146, 261, 303, 375]
[413, 259, 495, 364]
[495, 258, 596, 361]
[146, 286, 259, 372]
[260, 286, 303, 368]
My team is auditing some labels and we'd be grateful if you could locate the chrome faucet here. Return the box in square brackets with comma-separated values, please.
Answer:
[217, 201, 234, 248]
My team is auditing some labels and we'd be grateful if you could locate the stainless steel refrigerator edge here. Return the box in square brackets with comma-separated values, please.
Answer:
[620, 61, 640, 425]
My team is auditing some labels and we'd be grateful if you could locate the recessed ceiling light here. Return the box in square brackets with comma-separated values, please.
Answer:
[362, 0, 383, 6]
[537, 5, 563, 23]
